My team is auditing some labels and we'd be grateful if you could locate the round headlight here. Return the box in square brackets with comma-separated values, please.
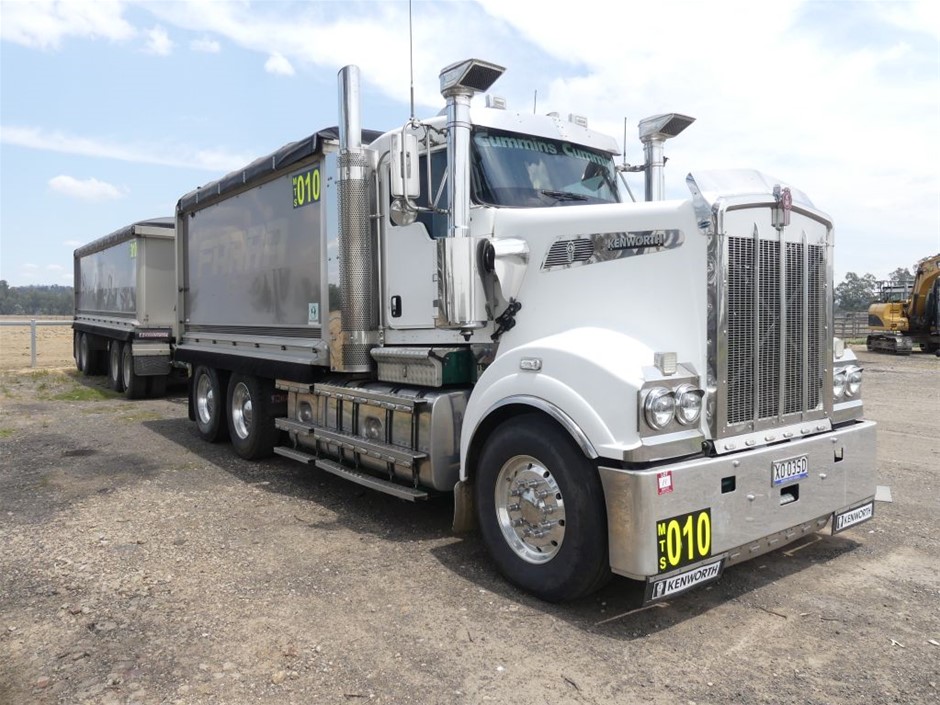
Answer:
[674, 384, 704, 426]
[845, 365, 862, 397]
[644, 387, 676, 430]
[298, 402, 314, 423]
[833, 369, 847, 400]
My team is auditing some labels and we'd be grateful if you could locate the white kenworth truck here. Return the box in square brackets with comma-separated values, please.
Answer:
[73, 218, 178, 398]
[175, 59, 876, 603]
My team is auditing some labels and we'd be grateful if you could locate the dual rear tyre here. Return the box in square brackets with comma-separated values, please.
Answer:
[192, 367, 281, 459]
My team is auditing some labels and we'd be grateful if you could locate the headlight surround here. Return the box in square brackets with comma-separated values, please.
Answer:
[674, 384, 704, 426]
[833, 369, 847, 400]
[644, 387, 676, 430]
[845, 365, 863, 397]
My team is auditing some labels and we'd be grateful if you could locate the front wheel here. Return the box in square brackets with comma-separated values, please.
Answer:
[474, 414, 611, 602]
[226, 374, 280, 460]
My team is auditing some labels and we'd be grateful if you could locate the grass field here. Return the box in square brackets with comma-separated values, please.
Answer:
[0, 316, 74, 371]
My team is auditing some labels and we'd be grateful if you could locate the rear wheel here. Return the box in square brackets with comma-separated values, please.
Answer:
[474, 414, 611, 602]
[148, 375, 167, 398]
[79, 333, 101, 376]
[74, 333, 83, 372]
[121, 344, 147, 399]
[193, 365, 228, 443]
[109, 341, 125, 392]
[226, 374, 280, 460]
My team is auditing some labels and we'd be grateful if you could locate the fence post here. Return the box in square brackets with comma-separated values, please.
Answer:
[30, 319, 38, 368]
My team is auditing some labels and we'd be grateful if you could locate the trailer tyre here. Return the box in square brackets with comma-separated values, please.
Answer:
[74, 333, 83, 372]
[474, 414, 611, 602]
[226, 374, 279, 460]
[121, 344, 147, 399]
[193, 365, 228, 443]
[79, 333, 102, 376]
[148, 375, 167, 398]
[109, 341, 125, 392]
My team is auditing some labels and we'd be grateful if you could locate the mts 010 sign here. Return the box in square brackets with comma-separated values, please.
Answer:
[292, 166, 321, 208]
[657, 508, 712, 573]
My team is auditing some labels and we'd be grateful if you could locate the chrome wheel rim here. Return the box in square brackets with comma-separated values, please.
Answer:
[230, 382, 252, 440]
[195, 373, 214, 426]
[494, 454, 566, 564]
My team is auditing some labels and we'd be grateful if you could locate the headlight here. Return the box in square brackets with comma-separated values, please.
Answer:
[845, 365, 862, 397]
[674, 384, 704, 425]
[833, 369, 847, 400]
[644, 387, 676, 429]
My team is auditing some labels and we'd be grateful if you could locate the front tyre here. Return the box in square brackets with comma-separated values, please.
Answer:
[226, 374, 280, 460]
[475, 414, 611, 602]
[192, 365, 228, 443]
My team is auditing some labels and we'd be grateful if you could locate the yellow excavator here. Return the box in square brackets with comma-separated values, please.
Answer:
[867, 253, 940, 355]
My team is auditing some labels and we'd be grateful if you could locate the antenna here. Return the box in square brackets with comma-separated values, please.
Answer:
[533, 90, 537, 114]
[408, 0, 415, 120]
[622, 117, 628, 168]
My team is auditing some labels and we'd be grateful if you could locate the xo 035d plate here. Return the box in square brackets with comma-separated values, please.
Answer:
[771, 454, 808, 488]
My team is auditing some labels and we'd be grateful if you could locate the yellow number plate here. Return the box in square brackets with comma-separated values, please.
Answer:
[656, 508, 712, 573]
[292, 166, 321, 208]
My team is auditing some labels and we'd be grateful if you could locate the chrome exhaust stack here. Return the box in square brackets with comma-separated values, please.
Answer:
[638, 113, 695, 201]
[436, 58, 505, 336]
[335, 65, 378, 372]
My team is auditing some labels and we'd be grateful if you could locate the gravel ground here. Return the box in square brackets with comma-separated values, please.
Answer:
[0, 349, 938, 705]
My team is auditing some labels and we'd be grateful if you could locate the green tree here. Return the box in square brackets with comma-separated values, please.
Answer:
[834, 272, 879, 312]
[888, 266, 913, 283]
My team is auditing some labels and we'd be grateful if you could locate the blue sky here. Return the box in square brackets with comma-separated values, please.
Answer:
[1, 0, 938, 286]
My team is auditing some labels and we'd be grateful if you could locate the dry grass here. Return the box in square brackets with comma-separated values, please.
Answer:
[0, 316, 74, 371]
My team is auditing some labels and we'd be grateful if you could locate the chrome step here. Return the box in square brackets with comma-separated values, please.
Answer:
[273, 446, 430, 501]
[275, 418, 427, 468]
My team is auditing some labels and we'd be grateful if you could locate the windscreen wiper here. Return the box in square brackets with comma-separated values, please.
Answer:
[540, 189, 588, 202]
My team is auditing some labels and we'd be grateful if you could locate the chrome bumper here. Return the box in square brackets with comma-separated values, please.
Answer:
[599, 420, 877, 579]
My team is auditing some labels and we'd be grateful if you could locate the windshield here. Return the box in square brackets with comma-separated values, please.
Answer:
[471, 129, 620, 207]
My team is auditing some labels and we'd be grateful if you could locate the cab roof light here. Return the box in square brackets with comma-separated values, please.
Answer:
[568, 114, 588, 128]
[486, 95, 507, 109]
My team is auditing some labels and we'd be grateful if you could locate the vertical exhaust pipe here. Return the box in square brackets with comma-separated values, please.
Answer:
[335, 65, 377, 371]
[637, 113, 695, 201]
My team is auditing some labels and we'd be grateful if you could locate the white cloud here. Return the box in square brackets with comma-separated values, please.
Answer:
[0, 0, 136, 50]
[144, 25, 173, 56]
[264, 52, 294, 76]
[2, 125, 252, 172]
[63, 239, 83, 247]
[46, 264, 65, 272]
[190, 36, 220, 53]
[48, 175, 126, 201]
[23, 264, 39, 270]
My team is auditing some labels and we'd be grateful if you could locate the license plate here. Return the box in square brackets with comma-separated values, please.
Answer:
[832, 500, 874, 534]
[771, 454, 808, 487]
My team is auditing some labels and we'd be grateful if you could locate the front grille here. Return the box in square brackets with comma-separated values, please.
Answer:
[724, 236, 826, 429]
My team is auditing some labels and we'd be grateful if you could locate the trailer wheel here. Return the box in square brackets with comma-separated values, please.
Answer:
[226, 374, 279, 460]
[74, 333, 83, 372]
[79, 333, 98, 376]
[193, 365, 228, 443]
[121, 344, 147, 399]
[109, 341, 125, 392]
[474, 414, 611, 602]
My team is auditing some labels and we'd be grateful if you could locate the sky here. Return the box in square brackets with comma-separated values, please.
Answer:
[1, 0, 938, 287]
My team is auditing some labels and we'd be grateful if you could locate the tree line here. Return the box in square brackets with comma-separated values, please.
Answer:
[834, 267, 913, 313]
[0, 281, 74, 315]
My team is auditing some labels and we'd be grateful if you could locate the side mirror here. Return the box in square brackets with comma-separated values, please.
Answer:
[391, 132, 421, 199]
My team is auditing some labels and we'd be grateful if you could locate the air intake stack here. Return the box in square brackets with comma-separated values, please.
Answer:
[436, 58, 505, 336]
[638, 113, 695, 201]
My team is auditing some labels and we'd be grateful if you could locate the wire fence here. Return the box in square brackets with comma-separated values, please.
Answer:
[834, 312, 869, 340]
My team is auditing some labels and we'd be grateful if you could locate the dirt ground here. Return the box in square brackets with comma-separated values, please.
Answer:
[0, 317, 74, 371]
[0, 348, 938, 705]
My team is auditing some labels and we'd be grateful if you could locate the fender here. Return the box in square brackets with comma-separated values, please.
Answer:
[461, 327, 653, 478]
